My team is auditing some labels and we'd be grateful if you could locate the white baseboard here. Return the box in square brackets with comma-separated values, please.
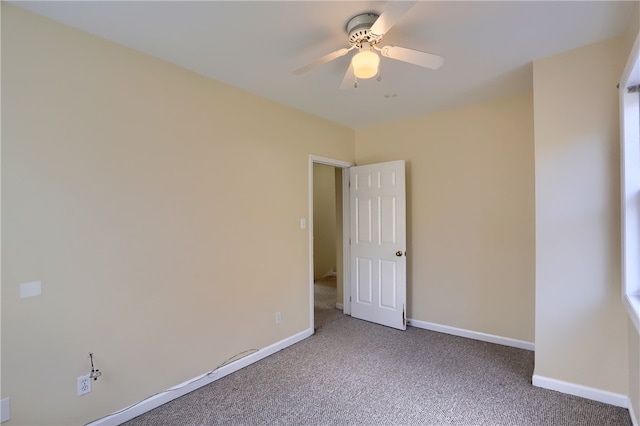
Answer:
[532, 375, 629, 408]
[88, 328, 314, 425]
[323, 269, 337, 278]
[407, 318, 535, 351]
[335, 303, 344, 310]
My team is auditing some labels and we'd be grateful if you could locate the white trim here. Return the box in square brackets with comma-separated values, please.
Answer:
[407, 318, 535, 351]
[308, 158, 315, 330]
[88, 328, 313, 425]
[335, 303, 344, 310]
[625, 294, 640, 333]
[322, 269, 337, 278]
[621, 31, 640, 87]
[341, 167, 351, 316]
[310, 155, 352, 169]
[532, 375, 629, 409]
[620, 30, 640, 333]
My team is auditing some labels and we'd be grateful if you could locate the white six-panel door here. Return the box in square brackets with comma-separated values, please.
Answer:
[349, 160, 406, 330]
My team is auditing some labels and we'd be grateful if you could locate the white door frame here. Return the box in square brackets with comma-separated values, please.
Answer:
[309, 155, 353, 330]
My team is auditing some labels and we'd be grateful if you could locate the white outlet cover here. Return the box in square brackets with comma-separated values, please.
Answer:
[77, 375, 91, 396]
[0, 397, 10, 423]
[20, 281, 41, 298]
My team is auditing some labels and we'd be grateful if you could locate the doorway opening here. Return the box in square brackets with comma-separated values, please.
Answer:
[309, 155, 352, 331]
[309, 157, 407, 331]
[313, 163, 342, 329]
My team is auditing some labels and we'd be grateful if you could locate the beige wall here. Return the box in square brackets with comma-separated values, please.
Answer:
[312, 163, 337, 280]
[355, 92, 536, 343]
[1, 5, 354, 425]
[3, 2, 639, 425]
[533, 37, 629, 394]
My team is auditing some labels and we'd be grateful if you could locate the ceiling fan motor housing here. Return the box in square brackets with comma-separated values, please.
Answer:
[347, 13, 381, 46]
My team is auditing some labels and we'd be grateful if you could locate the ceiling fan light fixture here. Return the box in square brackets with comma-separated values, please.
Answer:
[351, 49, 380, 79]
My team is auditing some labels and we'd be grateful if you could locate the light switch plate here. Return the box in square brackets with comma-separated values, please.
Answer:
[20, 281, 41, 298]
[1, 397, 10, 423]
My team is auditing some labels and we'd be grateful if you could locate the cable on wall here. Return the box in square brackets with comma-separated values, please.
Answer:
[86, 348, 259, 425]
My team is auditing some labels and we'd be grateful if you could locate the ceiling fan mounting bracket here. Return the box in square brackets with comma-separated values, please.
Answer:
[346, 13, 381, 47]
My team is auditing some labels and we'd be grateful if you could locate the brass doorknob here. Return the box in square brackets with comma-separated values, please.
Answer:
[396, 251, 403, 257]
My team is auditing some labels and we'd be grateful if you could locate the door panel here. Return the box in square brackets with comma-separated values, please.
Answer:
[379, 196, 397, 244]
[356, 257, 373, 304]
[350, 160, 406, 330]
[356, 198, 372, 243]
[379, 260, 397, 309]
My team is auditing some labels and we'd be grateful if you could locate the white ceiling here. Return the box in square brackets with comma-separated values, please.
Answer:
[12, 1, 637, 129]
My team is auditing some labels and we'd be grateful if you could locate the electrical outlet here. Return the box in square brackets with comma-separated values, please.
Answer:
[275, 312, 282, 324]
[77, 375, 91, 396]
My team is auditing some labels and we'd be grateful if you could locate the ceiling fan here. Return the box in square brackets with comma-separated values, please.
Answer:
[292, 2, 444, 89]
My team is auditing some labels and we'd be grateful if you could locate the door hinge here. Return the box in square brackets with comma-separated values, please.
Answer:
[402, 305, 406, 327]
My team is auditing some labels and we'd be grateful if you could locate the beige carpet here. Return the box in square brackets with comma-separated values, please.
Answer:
[314, 276, 344, 329]
[123, 315, 632, 425]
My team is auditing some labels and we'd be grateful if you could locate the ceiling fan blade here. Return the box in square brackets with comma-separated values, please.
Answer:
[340, 63, 356, 90]
[380, 45, 444, 70]
[370, 2, 416, 37]
[293, 47, 352, 75]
